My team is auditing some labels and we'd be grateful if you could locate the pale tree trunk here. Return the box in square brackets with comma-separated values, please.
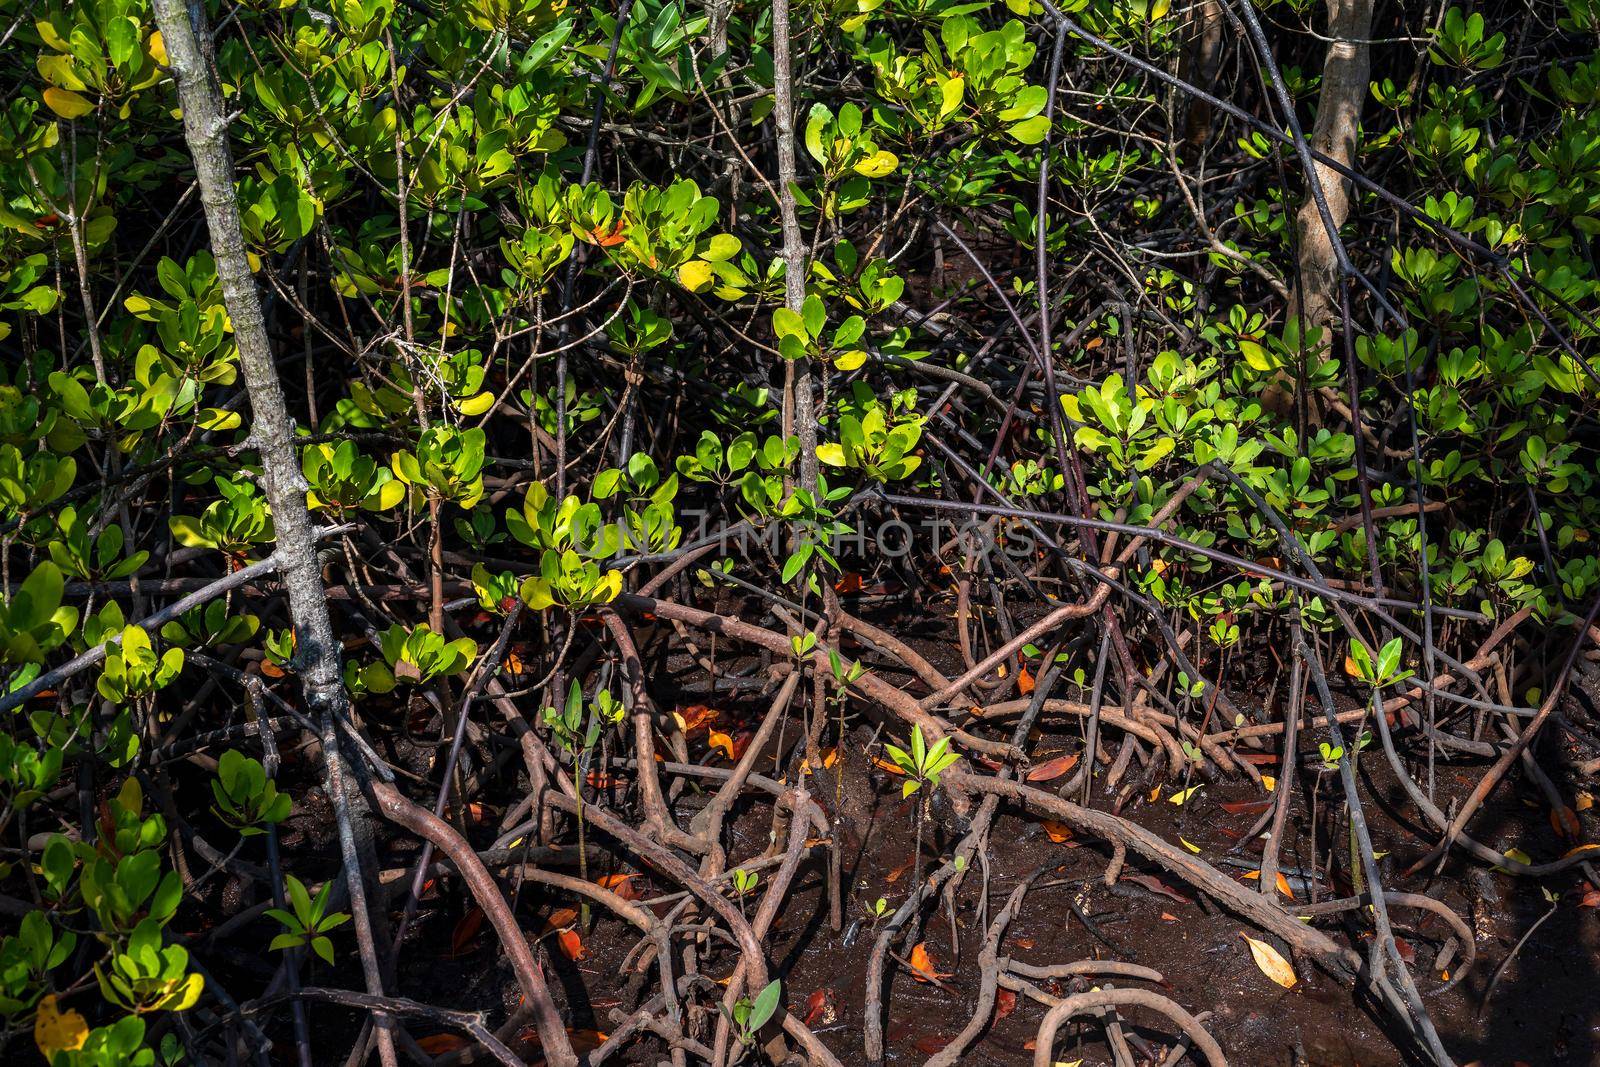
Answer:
[1292, 0, 1373, 328]
[1269, 0, 1373, 416]
[149, 2, 400, 1063]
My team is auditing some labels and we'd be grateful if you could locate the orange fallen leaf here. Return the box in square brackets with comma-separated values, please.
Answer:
[1027, 754, 1080, 782]
[596, 873, 641, 901]
[1239, 869, 1295, 899]
[1017, 665, 1036, 695]
[994, 988, 1017, 1021]
[557, 928, 587, 961]
[835, 572, 864, 594]
[1161, 911, 1180, 922]
[417, 1034, 470, 1054]
[908, 943, 952, 983]
[873, 756, 906, 775]
[708, 730, 736, 760]
[885, 858, 914, 884]
[802, 748, 839, 773]
[1040, 820, 1074, 844]
[675, 704, 719, 734]
[541, 907, 580, 934]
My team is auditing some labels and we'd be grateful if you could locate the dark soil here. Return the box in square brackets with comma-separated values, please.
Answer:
[178, 596, 1600, 1067]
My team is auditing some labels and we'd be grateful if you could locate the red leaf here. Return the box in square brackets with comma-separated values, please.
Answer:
[450, 907, 484, 957]
[993, 989, 1017, 1022]
[1219, 798, 1273, 816]
[803, 988, 838, 1027]
[913, 1035, 953, 1054]
[1120, 873, 1190, 904]
[417, 1034, 470, 1054]
[1026, 754, 1080, 782]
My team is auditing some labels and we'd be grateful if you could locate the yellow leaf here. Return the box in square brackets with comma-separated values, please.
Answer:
[1240, 933, 1297, 989]
[1577, 791, 1595, 812]
[1494, 847, 1532, 872]
[35, 995, 88, 1058]
[43, 87, 93, 120]
[1561, 843, 1600, 859]
[707, 730, 735, 760]
[1261, 775, 1276, 792]
[677, 260, 713, 292]
[148, 30, 168, 66]
[833, 348, 867, 371]
[1179, 836, 1201, 854]
[1168, 785, 1201, 806]
[852, 149, 899, 178]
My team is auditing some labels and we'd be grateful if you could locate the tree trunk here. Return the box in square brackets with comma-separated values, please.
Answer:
[1269, 0, 1373, 416]
[149, 3, 399, 1063]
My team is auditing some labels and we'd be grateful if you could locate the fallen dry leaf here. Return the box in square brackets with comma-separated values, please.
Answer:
[1040, 820, 1074, 844]
[994, 988, 1018, 1021]
[595, 873, 641, 901]
[540, 907, 580, 935]
[1219, 798, 1273, 816]
[707, 730, 736, 760]
[556, 928, 587, 962]
[1551, 805, 1582, 840]
[416, 1034, 470, 1054]
[908, 942, 952, 983]
[1017, 665, 1036, 695]
[1168, 785, 1201, 806]
[450, 907, 484, 957]
[1241, 933, 1297, 989]
[674, 705, 719, 734]
[1026, 753, 1080, 782]
[1122, 873, 1190, 904]
[1240, 869, 1295, 899]
[803, 987, 838, 1027]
